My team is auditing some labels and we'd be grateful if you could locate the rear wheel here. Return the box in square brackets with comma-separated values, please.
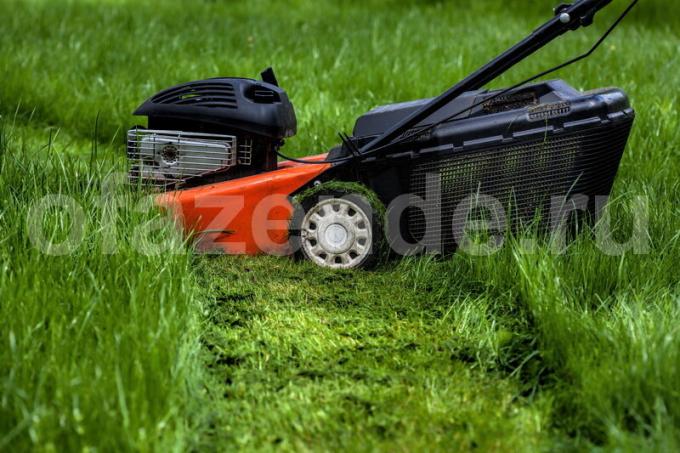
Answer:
[290, 191, 383, 269]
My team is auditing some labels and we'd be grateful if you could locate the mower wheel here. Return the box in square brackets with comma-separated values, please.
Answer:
[290, 191, 383, 270]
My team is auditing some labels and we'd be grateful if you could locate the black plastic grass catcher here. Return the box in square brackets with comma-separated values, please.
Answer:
[324, 0, 639, 251]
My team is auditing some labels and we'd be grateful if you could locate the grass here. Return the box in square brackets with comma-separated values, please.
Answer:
[0, 125, 207, 451]
[0, 0, 678, 450]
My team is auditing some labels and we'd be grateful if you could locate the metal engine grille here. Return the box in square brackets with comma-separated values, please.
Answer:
[238, 137, 253, 165]
[408, 120, 634, 249]
[127, 129, 237, 188]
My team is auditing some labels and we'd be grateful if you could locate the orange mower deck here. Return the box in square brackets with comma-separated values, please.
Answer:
[156, 154, 330, 256]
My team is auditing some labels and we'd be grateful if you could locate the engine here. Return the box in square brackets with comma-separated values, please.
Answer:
[127, 69, 296, 189]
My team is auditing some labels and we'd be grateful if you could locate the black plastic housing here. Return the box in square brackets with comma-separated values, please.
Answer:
[352, 80, 629, 148]
[134, 77, 297, 139]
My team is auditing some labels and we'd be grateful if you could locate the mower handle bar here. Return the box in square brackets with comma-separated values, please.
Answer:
[358, 0, 617, 156]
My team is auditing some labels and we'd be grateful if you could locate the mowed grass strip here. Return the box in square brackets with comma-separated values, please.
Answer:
[197, 256, 547, 451]
[196, 214, 678, 450]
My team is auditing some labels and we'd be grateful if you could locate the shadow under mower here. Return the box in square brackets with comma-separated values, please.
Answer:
[127, 0, 637, 269]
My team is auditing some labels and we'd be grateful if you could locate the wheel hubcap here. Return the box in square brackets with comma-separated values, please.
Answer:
[300, 197, 372, 269]
[324, 223, 350, 250]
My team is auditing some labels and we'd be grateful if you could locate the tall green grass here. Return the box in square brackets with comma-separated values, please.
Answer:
[0, 123, 207, 450]
[0, 0, 678, 450]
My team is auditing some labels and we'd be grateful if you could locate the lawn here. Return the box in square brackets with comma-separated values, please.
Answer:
[0, 0, 678, 451]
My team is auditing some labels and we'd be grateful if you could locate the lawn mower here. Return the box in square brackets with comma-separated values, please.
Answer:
[127, 0, 637, 269]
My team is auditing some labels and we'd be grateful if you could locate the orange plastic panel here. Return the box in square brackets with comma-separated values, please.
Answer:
[156, 155, 331, 255]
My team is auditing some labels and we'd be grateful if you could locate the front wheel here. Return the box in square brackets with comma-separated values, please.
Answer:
[290, 191, 383, 269]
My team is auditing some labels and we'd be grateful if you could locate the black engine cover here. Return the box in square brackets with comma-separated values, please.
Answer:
[133, 77, 297, 139]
